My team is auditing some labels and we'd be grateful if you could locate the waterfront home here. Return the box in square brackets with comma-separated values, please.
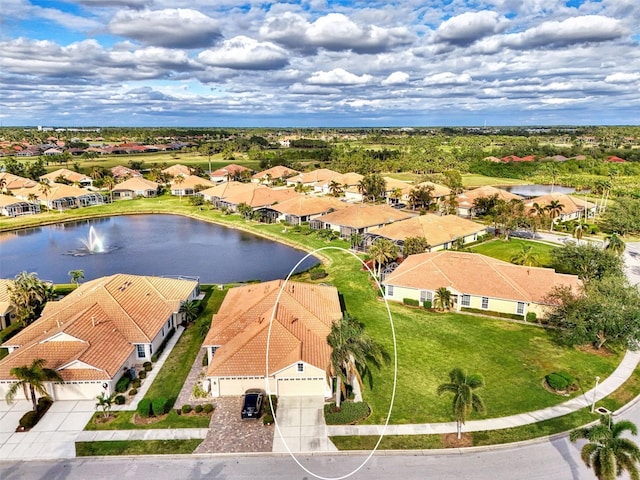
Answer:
[40, 168, 92, 188]
[169, 175, 215, 197]
[202, 280, 342, 397]
[0, 280, 15, 331]
[111, 177, 159, 199]
[311, 204, 413, 238]
[258, 195, 349, 225]
[251, 165, 299, 184]
[456, 186, 524, 217]
[0, 193, 41, 217]
[525, 193, 597, 222]
[383, 251, 581, 318]
[14, 183, 105, 210]
[0, 274, 199, 400]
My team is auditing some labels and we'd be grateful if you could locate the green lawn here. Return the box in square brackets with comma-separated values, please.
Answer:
[76, 439, 202, 456]
[461, 174, 529, 188]
[470, 238, 557, 268]
[84, 410, 211, 431]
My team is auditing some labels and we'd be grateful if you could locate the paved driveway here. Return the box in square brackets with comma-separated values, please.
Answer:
[272, 396, 337, 453]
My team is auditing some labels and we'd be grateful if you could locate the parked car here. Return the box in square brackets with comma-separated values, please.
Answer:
[241, 388, 265, 419]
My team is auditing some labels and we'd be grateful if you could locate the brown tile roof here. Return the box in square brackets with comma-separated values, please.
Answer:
[368, 214, 486, 247]
[315, 204, 413, 229]
[0, 274, 197, 382]
[252, 165, 299, 180]
[113, 177, 158, 192]
[0, 193, 36, 207]
[161, 164, 192, 177]
[224, 185, 300, 208]
[384, 251, 581, 304]
[269, 195, 349, 217]
[41, 168, 90, 184]
[383, 177, 413, 194]
[315, 172, 364, 188]
[210, 164, 250, 177]
[204, 280, 341, 377]
[0, 173, 37, 191]
[111, 166, 142, 178]
[198, 181, 258, 200]
[14, 183, 92, 202]
[456, 186, 523, 208]
[287, 169, 342, 184]
[170, 174, 215, 189]
[525, 193, 596, 215]
[414, 181, 451, 198]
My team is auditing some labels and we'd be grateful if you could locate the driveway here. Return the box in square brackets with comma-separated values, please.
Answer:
[272, 396, 337, 453]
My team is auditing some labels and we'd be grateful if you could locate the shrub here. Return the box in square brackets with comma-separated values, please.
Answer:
[150, 354, 158, 363]
[132, 378, 141, 389]
[152, 398, 169, 416]
[19, 411, 38, 429]
[143, 361, 152, 371]
[128, 388, 138, 396]
[37, 396, 52, 413]
[137, 398, 152, 418]
[115, 375, 130, 393]
[526, 312, 537, 323]
[310, 270, 328, 280]
[195, 404, 203, 413]
[546, 372, 575, 391]
[181, 404, 192, 414]
[460, 307, 525, 321]
[138, 371, 147, 380]
[324, 401, 370, 425]
[403, 298, 420, 307]
[0, 322, 24, 344]
[203, 403, 214, 414]
[423, 300, 432, 310]
[263, 414, 274, 425]
[114, 395, 126, 405]
[589, 225, 600, 234]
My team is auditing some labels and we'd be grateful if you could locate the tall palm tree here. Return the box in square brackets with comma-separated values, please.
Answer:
[8, 271, 54, 325]
[367, 238, 398, 279]
[437, 368, 486, 439]
[605, 233, 625, 256]
[433, 287, 453, 311]
[68, 269, 85, 288]
[5, 358, 64, 412]
[546, 200, 564, 231]
[326, 313, 388, 409]
[570, 415, 640, 480]
[510, 244, 539, 266]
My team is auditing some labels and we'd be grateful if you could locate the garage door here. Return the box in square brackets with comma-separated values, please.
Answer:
[52, 382, 103, 400]
[277, 377, 325, 396]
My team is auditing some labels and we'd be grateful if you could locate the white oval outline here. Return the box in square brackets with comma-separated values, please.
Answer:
[265, 246, 398, 480]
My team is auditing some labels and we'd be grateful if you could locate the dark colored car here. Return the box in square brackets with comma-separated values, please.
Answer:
[241, 389, 265, 419]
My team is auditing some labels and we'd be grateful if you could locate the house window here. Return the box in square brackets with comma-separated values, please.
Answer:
[136, 345, 145, 358]
[387, 285, 394, 297]
[161, 327, 165, 338]
[419, 290, 427, 303]
[461, 295, 471, 307]
[517, 302, 525, 315]
[297, 363, 304, 372]
[481, 297, 489, 309]
[167, 319, 172, 329]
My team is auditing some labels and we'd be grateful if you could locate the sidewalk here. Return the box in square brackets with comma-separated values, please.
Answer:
[328, 349, 640, 437]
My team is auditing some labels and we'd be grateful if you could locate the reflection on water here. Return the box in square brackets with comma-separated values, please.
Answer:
[0, 214, 318, 283]
[502, 184, 579, 197]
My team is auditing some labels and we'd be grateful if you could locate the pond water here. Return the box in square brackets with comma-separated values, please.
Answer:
[501, 184, 578, 197]
[0, 215, 318, 283]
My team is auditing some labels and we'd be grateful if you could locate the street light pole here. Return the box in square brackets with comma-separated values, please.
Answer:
[591, 376, 600, 413]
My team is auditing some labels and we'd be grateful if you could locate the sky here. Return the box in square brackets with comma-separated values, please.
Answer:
[1, 0, 639, 127]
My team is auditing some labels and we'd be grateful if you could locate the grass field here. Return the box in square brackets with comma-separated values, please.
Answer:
[76, 439, 201, 456]
[469, 238, 558, 268]
[461, 174, 530, 187]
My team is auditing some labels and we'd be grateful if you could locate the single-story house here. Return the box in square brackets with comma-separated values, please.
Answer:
[413, 181, 452, 202]
[257, 195, 349, 225]
[364, 214, 487, 252]
[383, 251, 581, 318]
[0, 280, 15, 331]
[198, 181, 259, 207]
[112, 177, 159, 199]
[170, 175, 215, 197]
[286, 169, 342, 188]
[209, 164, 252, 183]
[313, 172, 363, 195]
[456, 186, 524, 217]
[311, 204, 414, 238]
[0, 274, 199, 401]
[198, 182, 298, 211]
[14, 183, 105, 210]
[41, 168, 93, 187]
[110, 165, 142, 180]
[161, 164, 192, 178]
[202, 280, 342, 397]
[0, 173, 37, 193]
[251, 165, 299, 184]
[0, 193, 41, 217]
[525, 193, 598, 223]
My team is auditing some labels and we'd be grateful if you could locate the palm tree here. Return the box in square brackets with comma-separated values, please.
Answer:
[546, 200, 564, 231]
[437, 367, 486, 439]
[5, 358, 64, 412]
[367, 238, 398, 279]
[68, 269, 85, 288]
[326, 313, 389, 409]
[328, 180, 343, 197]
[570, 415, 640, 480]
[510, 244, 539, 266]
[102, 175, 115, 203]
[349, 232, 363, 251]
[38, 179, 52, 198]
[389, 187, 403, 205]
[433, 287, 453, 311]
[27, 193, 39, 203]
[95, 391, 117, 420]
[574, 224, 584, 242]
[605, 233, 625, 256]
[173, 175, 185, 201]
[8, 271, 54, 325]
[179, 300, 200, 323]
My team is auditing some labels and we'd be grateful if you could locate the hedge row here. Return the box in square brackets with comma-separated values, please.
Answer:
[19, 397, 53, 430]
[460, 307, 525, 321]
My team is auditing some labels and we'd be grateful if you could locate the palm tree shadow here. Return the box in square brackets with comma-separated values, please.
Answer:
[550, 436, 582, 480]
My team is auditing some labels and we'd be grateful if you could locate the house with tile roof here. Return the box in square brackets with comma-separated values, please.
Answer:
[209, 164, 252, 183]
[313, 172, 364, 195]
[111, 177, 159, 199]
[202, 280, 342, 397]
[364, 214, 487, 253]
[41, 168, 93, 187]
[14, 183, 105, 210]
[456, 186, 524, 217]
[0, 274, 199, 400]
[0, 280, 15, 331]
[251, 165, 299, 184]
[0, 173, 37, 192]
[257, 195, 349, 225]
[169, 175, 215, 197]
[311, 204, 414, 238]
[286, 168, 342, 188]
[525, 193, 597, 223]
[383, 251, 581, 318]
[110, 165, 142, 180]
[198, 181, 299, 212]
[0, 193, 41, 217]
[413, 181, 452, 201]
[161, 164, 192, 178]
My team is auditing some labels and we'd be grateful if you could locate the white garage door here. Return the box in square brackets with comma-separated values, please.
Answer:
[277, 377, 325, 396]
[52, 382, 103, 400]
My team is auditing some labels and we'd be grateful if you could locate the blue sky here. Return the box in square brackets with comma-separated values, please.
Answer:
[1, 0, 639, 127]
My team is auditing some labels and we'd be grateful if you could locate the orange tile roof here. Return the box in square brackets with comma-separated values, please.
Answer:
[161, 164, 192, 177]
[14, 183, 91, 202]
[198, 181, 258, 200]
[414, 181, 451, 198]
[525, 193, 596, 215]
[269, 195, 349, 216]
[113, 177, 158, 192]
[456, 186, 523, 208]
[41, 168, 90, 184]
[204, 280, 341, 377]
[252, 165, 299, 180]
[384, 251, 581, 304]
[0, 172, 37, 190]
[368, 214, 486, 247]
[315, 204, 413, 229]
[287, 169, 342, 184]
[0, 193, 36, 207]
[224, 185, 300, 208]
[170, 174, 215, 189]
[210, 164, 250, 177]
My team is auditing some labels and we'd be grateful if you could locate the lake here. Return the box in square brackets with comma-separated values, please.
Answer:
[502, 184, 578, 197]
[0, 215, 319, 283]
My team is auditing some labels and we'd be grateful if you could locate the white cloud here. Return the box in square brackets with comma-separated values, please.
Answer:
[307, 68, 373, 86]
[198, 36, 289, 70]
[605, 72, 640, 83]
[432, 11, 510, 46]
[423, 72, 473, 86]
[381, 71, 410, 86]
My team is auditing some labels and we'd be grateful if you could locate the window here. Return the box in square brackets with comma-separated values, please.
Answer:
[167, 319, 172, 329]
[481, 297, 489, 309]
[161, 327, 165, 338]
[387, 285, 394, 297]
[136, 345, 145, 358]
[461, 295, 471, 307]
[419, 291, 427, 303]
[297, 363, 304, 372]
[517, 302, 525, 315]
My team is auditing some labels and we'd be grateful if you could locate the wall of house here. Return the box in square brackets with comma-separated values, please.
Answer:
[209, 376, 277, 397]
[275, 363, 329, 397]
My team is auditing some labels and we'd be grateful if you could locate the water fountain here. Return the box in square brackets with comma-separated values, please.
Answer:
[66, 225, 119, 256]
